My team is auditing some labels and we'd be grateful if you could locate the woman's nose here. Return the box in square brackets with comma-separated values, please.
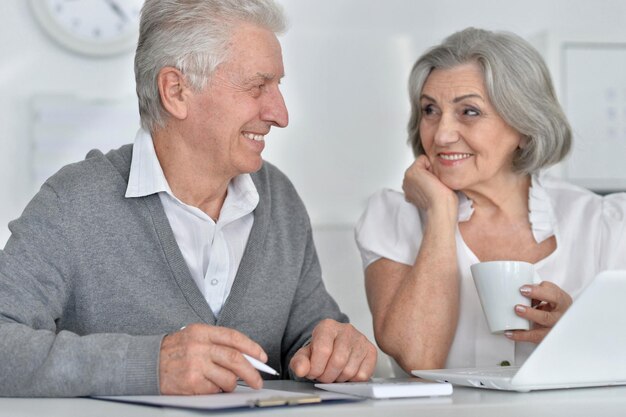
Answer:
[433, 114, 460, 146]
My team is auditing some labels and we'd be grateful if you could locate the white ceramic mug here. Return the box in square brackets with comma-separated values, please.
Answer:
[470, 260, 541, 334]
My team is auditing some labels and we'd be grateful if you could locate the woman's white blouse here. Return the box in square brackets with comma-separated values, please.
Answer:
[355, 173, 626, 369]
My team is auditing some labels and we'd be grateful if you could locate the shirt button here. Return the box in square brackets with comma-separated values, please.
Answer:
[211, 279, 219, 286]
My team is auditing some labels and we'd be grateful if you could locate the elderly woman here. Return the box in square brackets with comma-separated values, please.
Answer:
[355, 27, 626, 373]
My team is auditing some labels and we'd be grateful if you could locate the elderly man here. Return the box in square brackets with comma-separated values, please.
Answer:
[0, 0, 376, 396]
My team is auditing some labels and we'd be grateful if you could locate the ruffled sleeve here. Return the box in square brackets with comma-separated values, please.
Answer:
[599, 192, 626, 269]
[528, 173, 557, 243]
[354, 189, 424, 270]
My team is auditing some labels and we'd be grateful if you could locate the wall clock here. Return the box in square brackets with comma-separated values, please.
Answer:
[29, 0, 144, 57]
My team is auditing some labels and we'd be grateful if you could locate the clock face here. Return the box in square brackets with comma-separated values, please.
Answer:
[30, 0, 144, 57]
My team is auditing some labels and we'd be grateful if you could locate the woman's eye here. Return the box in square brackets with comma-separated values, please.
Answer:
[422, 104, 436, 116]
[463, 107, 480, 117]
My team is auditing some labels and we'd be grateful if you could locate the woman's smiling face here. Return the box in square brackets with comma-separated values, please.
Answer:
[419, 62, 523, 192]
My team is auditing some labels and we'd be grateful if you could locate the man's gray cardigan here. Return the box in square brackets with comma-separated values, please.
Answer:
[0, 145, 347, 397]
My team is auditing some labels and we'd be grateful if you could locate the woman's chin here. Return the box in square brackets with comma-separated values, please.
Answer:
[436, 174, 466, 192]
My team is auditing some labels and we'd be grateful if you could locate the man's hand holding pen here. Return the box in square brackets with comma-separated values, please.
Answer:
[159, 323, 268, 395]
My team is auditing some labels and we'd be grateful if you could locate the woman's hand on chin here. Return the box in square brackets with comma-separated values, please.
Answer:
[403, 155, 458, 214]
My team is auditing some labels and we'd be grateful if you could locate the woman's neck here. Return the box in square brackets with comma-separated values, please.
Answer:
[462, 173, 531, 219]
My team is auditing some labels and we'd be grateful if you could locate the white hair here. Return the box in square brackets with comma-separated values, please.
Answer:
[135, 0, 287, 132]
[407, 27, 571, 174]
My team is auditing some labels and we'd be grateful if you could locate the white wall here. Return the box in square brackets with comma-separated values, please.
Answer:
[5, 0, 626, 234]
[2, 0, 626, 376]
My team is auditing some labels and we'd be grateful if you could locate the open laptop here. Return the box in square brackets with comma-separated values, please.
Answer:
[412, 270, 626, 392]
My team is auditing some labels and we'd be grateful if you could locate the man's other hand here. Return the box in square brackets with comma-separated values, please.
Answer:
[289, 319, 377, 383]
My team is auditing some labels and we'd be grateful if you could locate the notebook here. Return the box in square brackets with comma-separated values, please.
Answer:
[412, 270, 626, 392]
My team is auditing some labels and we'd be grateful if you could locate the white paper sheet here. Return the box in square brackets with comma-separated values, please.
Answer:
[96, 385, 357, 410]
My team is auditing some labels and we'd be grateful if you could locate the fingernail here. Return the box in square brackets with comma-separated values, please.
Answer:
[504, 331, 513, 338]
[515, 305, 526, 313]
[520, 286, 532, 295]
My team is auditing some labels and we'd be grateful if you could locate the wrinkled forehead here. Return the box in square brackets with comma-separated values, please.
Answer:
[220, 23, 285, 80]
[422, 62, 487, 100]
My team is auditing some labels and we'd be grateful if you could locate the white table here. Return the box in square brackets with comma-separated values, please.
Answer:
[2, 381, 626, 417]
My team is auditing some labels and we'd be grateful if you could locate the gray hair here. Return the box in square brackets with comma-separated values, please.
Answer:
[135, 0, 287, 133]
[407, 27, 571, 174]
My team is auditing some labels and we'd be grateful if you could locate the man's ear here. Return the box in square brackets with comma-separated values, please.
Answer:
[157, 67, 191, 121]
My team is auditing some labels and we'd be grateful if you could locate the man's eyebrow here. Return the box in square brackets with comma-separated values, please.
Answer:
[245, 72, 278, 82]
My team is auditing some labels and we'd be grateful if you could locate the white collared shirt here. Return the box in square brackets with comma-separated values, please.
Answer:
[126, 129, 259, 317]
[355, 172, 626, 371]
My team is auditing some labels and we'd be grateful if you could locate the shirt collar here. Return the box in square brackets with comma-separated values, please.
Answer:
[457, 172, 556, 244]
[126, 128, 171, 198]
[125, 128, 259, 223]
[220, 174, 259, 225]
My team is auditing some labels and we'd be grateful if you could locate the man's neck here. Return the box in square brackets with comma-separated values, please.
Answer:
[152, 129, 233, 221]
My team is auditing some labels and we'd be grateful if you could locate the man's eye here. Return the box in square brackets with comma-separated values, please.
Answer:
[249, 84, 264, 96]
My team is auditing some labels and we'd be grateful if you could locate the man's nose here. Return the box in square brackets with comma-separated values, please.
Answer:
[262, 85, 289, 128]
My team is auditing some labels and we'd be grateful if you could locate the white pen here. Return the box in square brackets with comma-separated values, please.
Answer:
[243, 353, 280, 376]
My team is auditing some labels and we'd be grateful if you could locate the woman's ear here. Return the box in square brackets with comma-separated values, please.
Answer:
[519, 135, 530, 149]
[157, 67, 190, 121]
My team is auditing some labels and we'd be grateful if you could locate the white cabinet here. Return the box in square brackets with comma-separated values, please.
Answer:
[532, 33, 626, 192]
